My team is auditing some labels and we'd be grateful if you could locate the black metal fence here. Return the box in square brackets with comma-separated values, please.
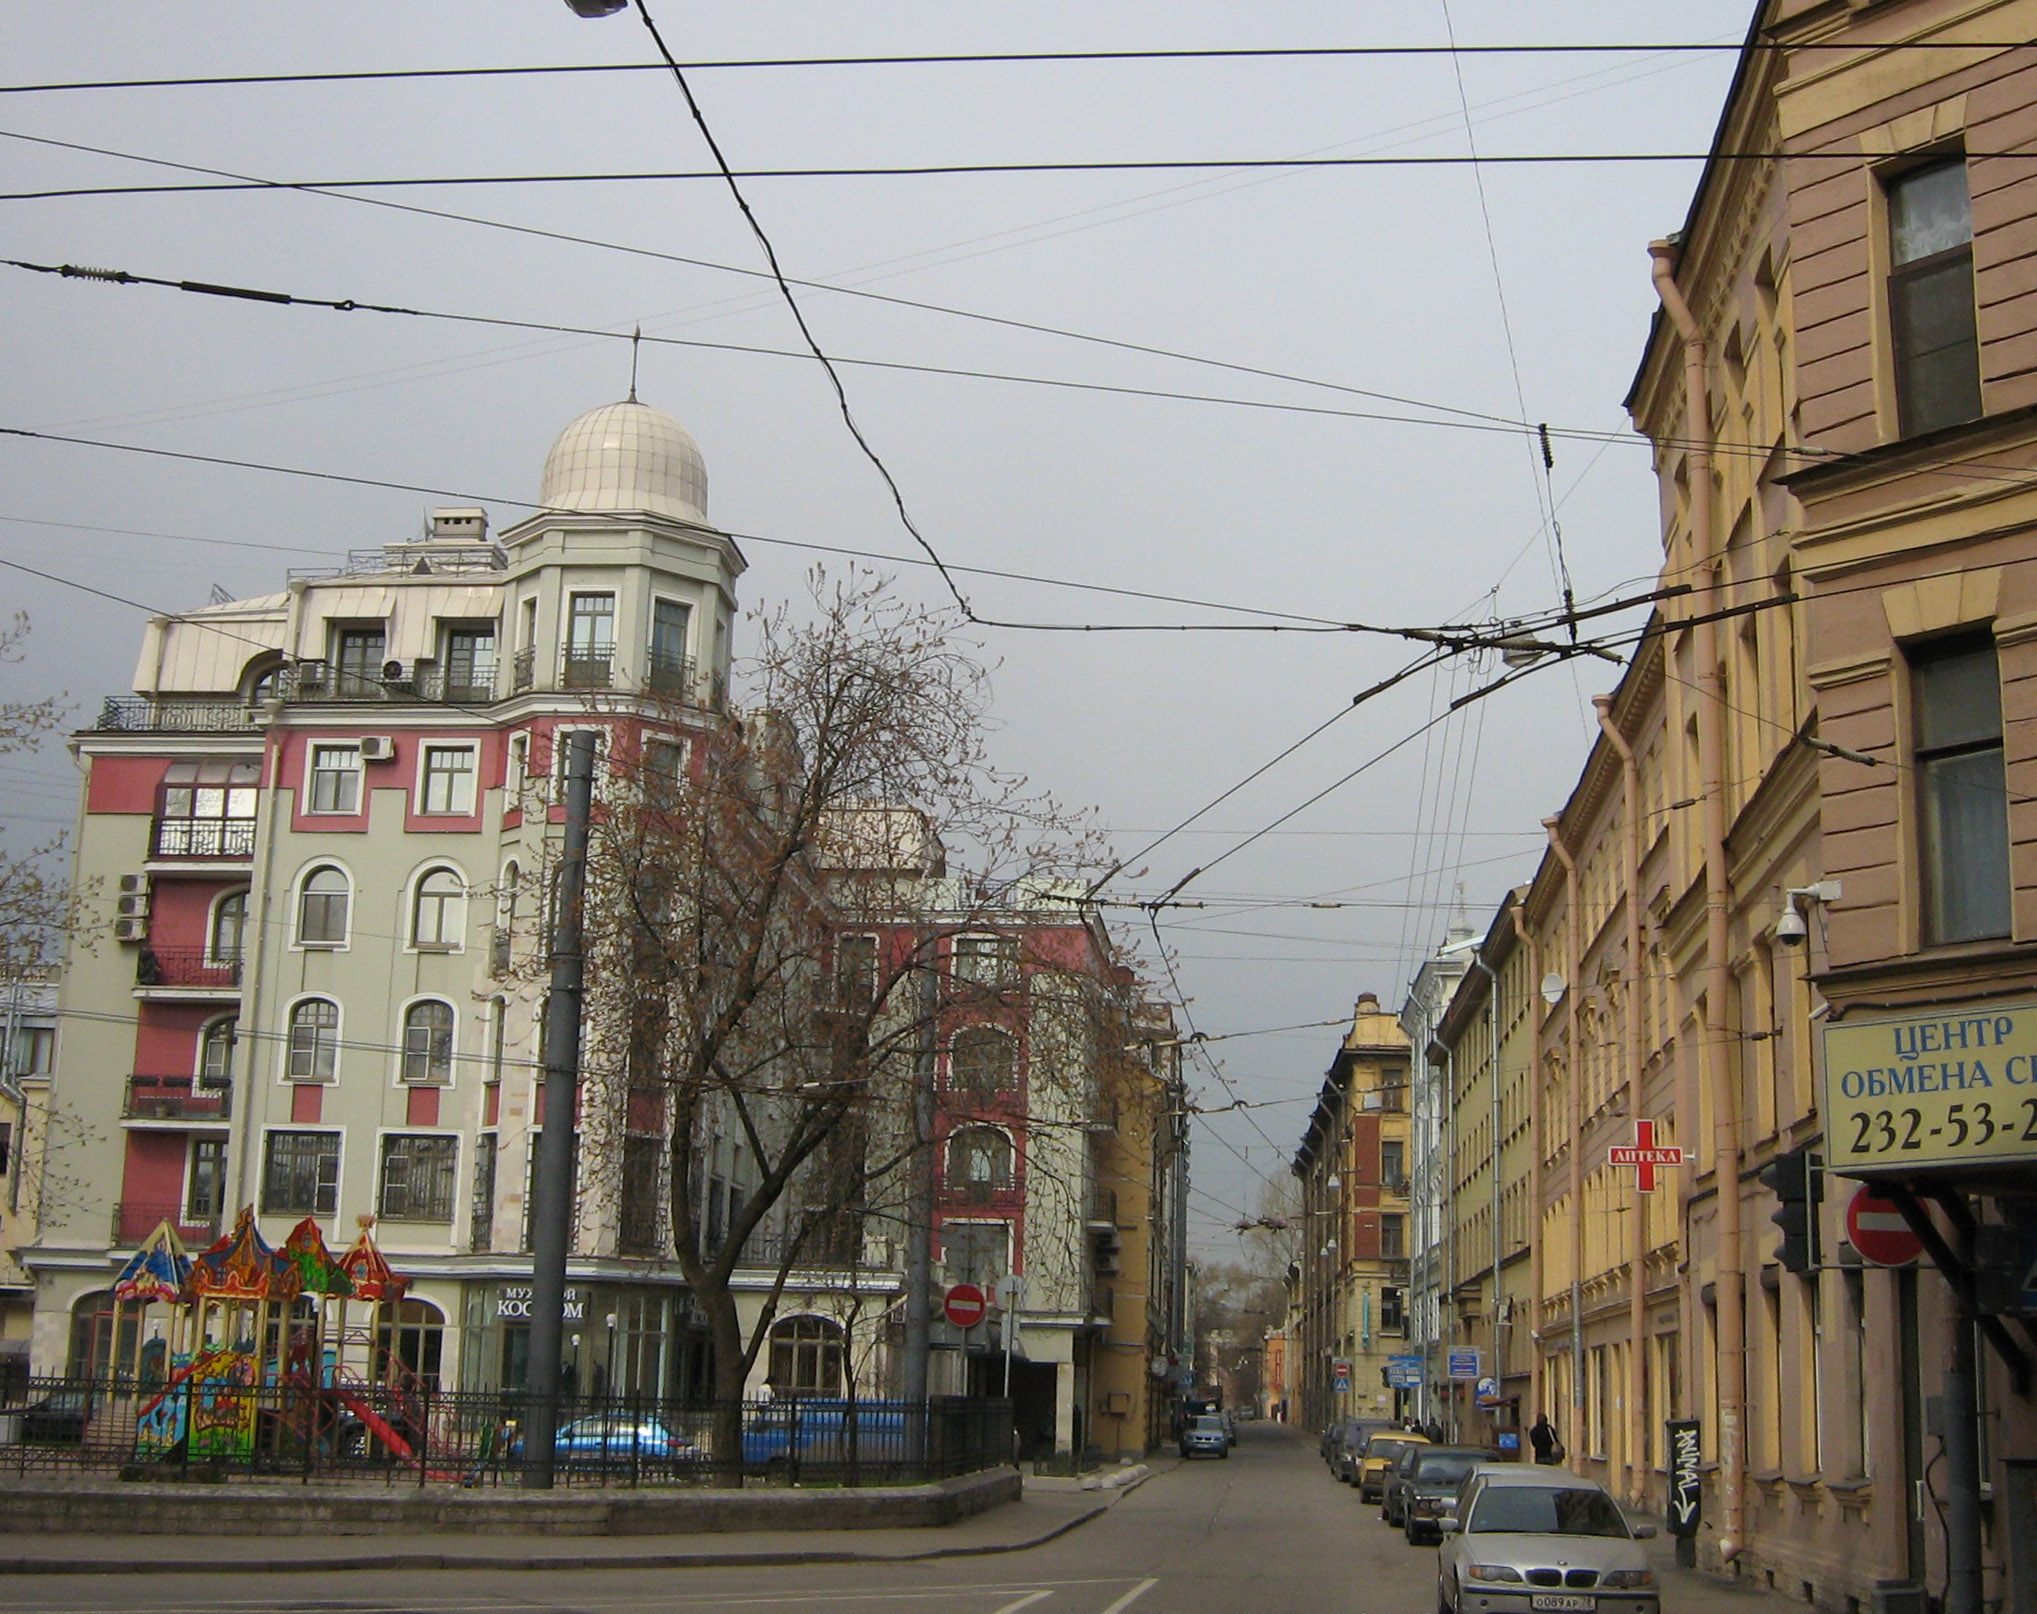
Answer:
[0, 1376, 1012, 1489]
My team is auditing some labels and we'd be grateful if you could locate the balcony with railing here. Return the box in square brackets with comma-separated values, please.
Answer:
[150, 819, 257, 860]
[112, 1202, 222, 1247]
[134, 947, 242, 994]
[281, 661, 498, 705]
[95, 698, 266, 735]
[618, 1200, 668, 1258]
[124, 1074, 232, 1120]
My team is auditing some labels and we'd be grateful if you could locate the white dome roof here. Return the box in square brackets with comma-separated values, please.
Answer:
[539, 400, 708, 524]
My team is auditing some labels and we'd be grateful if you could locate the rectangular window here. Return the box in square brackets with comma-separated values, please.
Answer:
[644, 738, 687, 802]
[1381, 1286, 1405, 1334]
[308, 744, 362, 814]
[469, 1134, 497, 1252]
[618, 1135, 664, 1254]
[1380, 1212, 1406, 1260]
[262, 1131, 340, 1215]
[0, 1121, 9, 1177]
[188, 1137, 227, 1218]
[379, 1134, 458, 1222]
[951, 934, 1018, 990]
[1913, 635, 2010, 943]
[1381, 1139, 1405, 1190]
[419, 745, 477, 815]
[564, 593, 615, 688]
[1889, 158, 1981, 437]
[940, 1219, 1010, 1287]
[334, 626, 388, 698]
[649, 598, 692, 693]
[835, 933, 878, 1010]
[441, 625, 497, 703]
[156, 760, 260, 857]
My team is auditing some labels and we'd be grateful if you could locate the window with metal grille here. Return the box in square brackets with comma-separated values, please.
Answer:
[1913, 634, 2011, 942]
[469, 1134, 496, 1251]
[402, 1001, 455, 1084]
[1889, 158, 1982, 437]
[379, 1134, 458, 1222]
[262, 1130, 340, 1215]
[286, 999, 339, 1081]
[157, 760, 259, 856]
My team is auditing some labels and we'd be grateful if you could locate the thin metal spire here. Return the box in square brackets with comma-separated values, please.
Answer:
[628, 324, 641, 401]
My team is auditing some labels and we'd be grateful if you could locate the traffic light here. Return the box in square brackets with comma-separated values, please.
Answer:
[1759, 1145, 1822, 1273]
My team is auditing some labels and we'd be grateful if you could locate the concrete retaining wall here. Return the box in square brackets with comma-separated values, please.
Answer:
[0, 1466, 1022, 1537]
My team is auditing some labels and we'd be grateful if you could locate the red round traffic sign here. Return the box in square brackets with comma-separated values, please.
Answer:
[1846, 1188, 1923, 1267]
[944, 1282, 987, 1328]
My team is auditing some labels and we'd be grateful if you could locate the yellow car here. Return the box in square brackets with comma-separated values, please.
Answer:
[1357, 1430, 1428, 1502]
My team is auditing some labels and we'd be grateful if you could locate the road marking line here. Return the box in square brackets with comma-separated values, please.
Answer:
[1098, 1579, 1158, 1614]
[990, 1593, 1054, 1614]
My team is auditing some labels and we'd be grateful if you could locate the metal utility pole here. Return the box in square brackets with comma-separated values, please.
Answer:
[523, 730, 596, 1490]
[900, 955, 938, 1417]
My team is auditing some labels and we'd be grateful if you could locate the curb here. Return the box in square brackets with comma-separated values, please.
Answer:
[0, 1501, 1113, 1577]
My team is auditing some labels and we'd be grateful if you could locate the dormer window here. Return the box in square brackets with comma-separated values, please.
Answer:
[333, 626, 387, 698]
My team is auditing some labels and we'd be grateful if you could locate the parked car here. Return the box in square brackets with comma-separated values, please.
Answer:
[1438, 1468, 1658, 1614]
[20, 1388, 93, 1444]
[1358, 1430, 1427, 1501]
[741, 1400, 909, 1470]
[1389, 1444, 1489, 1540]
[1320, 1418, 1352, 1465]
[1181, 1413, 1231, 1459]
[511, 1413, 696, 1472]
[1333, 1418, 1390, 1483]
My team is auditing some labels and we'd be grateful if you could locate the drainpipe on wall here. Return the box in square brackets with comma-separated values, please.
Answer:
[1650, 237, 1745, 1560]
[1596, 693, 1650, 1506]
[1543, 817, 1584, 1463]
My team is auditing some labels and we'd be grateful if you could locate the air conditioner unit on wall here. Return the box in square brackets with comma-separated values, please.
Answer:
[116, 891, 151, 920]
[113, 916, 150, 943]
[358, 735, 397, 763]
[118, 874, 149, 896]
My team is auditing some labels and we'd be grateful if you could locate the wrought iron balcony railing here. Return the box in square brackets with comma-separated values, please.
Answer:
[134, 947, 242, 992]
[111, 1201, 222, 1247]
[124, 1074, 232, 1120]
[150, 819, 257, 860]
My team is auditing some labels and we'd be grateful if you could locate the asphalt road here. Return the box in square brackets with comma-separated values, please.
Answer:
[0, 1422, 1442, 1614]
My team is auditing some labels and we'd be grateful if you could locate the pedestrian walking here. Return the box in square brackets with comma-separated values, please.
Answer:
[1528, 1413, 1564, 1465]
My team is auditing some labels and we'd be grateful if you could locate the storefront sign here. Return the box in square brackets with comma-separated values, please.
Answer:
[1822, 1004, 2037, 1175]
[496, 1284, 585, 1321]
[1386, 1354, 1424, 1388]
[1447, 1348, 1481, 1381]
[1666, 1419, 1702, 1537]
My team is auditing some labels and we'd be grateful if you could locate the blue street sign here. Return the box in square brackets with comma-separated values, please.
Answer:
[1386, 1355, 1424, 1388]
[1447, 1348, 1481, 1381]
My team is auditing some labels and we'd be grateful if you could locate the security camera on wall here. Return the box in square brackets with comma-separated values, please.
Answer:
[1775, 903, 1809, 948]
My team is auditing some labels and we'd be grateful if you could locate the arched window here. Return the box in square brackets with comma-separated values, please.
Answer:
[243, 656, 285, 704]
[198, 1017, 237, 1087]
[375, 1297, 445, 1392]
[412, 867, 466, 949]
[947, 1027, 1015, 1102]
[402, 1001, 455, 1084]
[766, 1315, 844, 1398]
[209, 890, 248, 966]
[287, 998, 340, 1081]
[297, 866, 350, 946]
[493, 860, 519, 973]
[947, 1126, 1013, 1191]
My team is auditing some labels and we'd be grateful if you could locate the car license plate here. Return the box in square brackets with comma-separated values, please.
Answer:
[1530, 1597, 1594, 1611]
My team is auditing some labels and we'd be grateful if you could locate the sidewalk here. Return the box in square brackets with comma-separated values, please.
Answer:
[0, 1483, 1122, 1576]
[1635, 1520, 1805, 1614]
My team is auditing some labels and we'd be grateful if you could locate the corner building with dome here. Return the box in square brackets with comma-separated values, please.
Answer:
[24, 399, 780, 1398]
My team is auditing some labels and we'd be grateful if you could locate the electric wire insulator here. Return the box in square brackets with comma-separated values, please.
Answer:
[59, 264, 132, 283]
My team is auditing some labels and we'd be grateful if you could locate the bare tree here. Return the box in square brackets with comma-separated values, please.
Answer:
[0, 615, 70, 971]
[550, 573, 1107, 1478]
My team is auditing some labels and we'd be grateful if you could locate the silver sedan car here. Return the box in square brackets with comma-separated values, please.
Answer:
[1438, 1469, 1659, 1614]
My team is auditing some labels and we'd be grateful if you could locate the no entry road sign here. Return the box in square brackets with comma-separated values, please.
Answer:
[944, 1282, 988, 1328]
[1846, 1188, 1923, 1267]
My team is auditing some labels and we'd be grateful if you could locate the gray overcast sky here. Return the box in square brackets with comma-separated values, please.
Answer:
[0, 2, 1748, 1256]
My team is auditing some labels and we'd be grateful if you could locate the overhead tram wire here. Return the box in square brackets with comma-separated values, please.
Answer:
[5, 40, 2029, 95]
[12, 146, 2026, 202]
[0, 426, 1699, 648]
[626, 0, 973, 624]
